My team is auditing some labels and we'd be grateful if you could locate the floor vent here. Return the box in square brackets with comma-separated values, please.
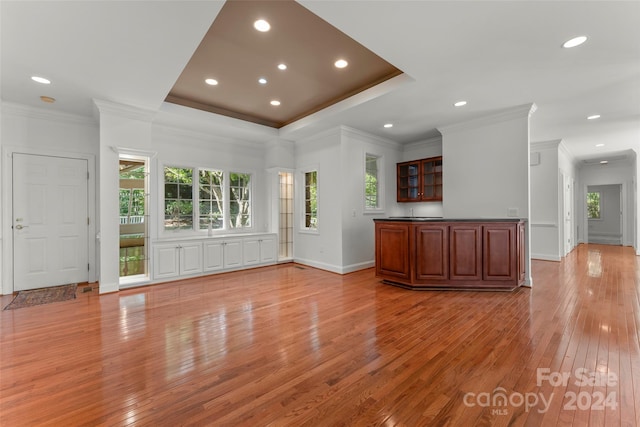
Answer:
[82, 286, 93, 293]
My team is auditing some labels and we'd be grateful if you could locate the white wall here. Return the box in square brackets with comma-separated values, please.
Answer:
[578, 158, 635, 247]
[294, 128, 344, 272]
[340, 127, 400, 272]
[530, 140, 561, 261]
[95, 99, 272, 293]
[1, 103, 99, 295]
[439, 104, 535, 285]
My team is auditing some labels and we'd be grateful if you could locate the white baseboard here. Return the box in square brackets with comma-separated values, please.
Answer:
[293, 258, 374, 274]
[99, 281, 119, 294]
[531, 253, 561, 262]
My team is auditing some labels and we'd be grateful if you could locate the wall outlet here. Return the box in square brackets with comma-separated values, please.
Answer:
[507, 207, 519, 217]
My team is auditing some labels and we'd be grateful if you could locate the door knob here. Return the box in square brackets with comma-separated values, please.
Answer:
[15, 224, 28, 230]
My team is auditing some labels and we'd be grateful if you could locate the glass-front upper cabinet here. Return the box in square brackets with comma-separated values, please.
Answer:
[397, 156, 442, 202]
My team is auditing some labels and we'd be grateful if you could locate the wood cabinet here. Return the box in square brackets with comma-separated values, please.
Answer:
[397, 156, 442, 202]
[375, 222, 411, 281]
[375, 219, 525, 290]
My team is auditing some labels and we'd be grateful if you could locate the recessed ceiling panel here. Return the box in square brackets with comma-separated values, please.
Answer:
[165, 0, 403, 128]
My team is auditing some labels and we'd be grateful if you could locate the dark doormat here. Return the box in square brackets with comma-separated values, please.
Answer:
[3, 284, 77, 310]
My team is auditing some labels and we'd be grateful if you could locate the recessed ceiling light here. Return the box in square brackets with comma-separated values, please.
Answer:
[270, 100, 281, 106]
[600, 160, 608, 164]
[205, 78, 219, 86]
[454, 101, 467, 107]
[258, 78, 267, 85]
[595, 143, 605, 147]
[40, 96, 55, 103]
[254, 19, 270, 32]
[562, 36, 587, 48]
[277, 63, 287, 71]
[383, 123, 393, 128]
[587, 114, 601, 120]
[31, 76, 51, 84]
[334, 59, 348, 69]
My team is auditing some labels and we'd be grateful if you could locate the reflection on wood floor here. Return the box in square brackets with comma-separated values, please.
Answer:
[1, 243, 639, 426]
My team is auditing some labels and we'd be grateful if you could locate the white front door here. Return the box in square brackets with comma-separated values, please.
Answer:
[13, 153, 89, 291]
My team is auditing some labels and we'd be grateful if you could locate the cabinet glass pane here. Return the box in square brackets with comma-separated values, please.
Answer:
[423, 187, 434, 198]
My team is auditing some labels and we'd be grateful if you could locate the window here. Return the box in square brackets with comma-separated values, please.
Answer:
[164, 166, 253, 232]
[164, 167, 193, 230]
[279, 172, 294, 258]
[199, 169, 224, 230]
[365, 153, 381, 209]
[587, 192, 601, 219]
[304, 170, 318, 230]
[229, 172, 251, 229]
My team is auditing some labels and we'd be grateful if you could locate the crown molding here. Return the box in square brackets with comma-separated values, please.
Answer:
[404, 135, 442, 152]
[295, 126, 342, 146]
[93, 99, 157, 122]
[2, 101, 97, 127]
[531, 139, 561, 151]
[340, 126, 401, 150]
[438, 103, 537, 135]
[153, 122, 264, 152]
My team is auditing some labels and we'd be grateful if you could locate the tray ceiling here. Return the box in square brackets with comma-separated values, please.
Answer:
[165, 0, 402, 128]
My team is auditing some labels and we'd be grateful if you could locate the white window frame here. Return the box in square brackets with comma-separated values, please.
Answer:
[161, 164, 254, 236]
[364, 152, 384, 213]
[299, 166, 319, 234]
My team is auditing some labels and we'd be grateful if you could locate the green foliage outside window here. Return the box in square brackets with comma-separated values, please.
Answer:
[199, 169, 224, 230]
[365, 154, 379, 209]
[164, 167, 193, 230]
[305, 171, 318, 229]
[587, 192, 601, 219]
[229, 172, 251, 228]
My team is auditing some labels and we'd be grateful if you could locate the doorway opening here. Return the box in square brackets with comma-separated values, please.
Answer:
[587, 184, 622, 245]
[119, 155, 149, 283]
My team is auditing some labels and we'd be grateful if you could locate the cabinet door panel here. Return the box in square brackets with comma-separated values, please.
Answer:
[415, 225, 449, 280]
[260, 237, 277, 263]
[376, 223, 410, 280]
[450, 225, 482, 280]
[243, 239, 260, 265]
[180, 243, 203, 275]
[153, 245, 179, 279]
[483, 225, 516, 281]
[203, 241, 224, 272]
[224, 240, 243, 268]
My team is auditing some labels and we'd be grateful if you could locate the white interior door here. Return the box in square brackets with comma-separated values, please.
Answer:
[13, 153, 89, 291]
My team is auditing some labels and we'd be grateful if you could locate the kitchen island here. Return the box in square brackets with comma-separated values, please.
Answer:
[374, 218, 525, 290]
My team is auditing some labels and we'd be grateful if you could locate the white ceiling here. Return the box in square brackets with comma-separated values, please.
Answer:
[2, 1, 639, 161]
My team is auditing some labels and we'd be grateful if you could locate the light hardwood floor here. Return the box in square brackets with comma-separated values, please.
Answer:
[1, 243, 639, 426]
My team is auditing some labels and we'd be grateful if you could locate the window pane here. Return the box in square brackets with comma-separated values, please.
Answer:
[229, 172, 251, 229]
[304, 170, 318, 229]
[365, 154, 380, 209]
[164, 167, 193, 230]
[199, 169, 224, 230]
[587, 192, 601, 219]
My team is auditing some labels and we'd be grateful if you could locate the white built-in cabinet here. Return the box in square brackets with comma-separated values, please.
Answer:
[153, 242, 204, 280]
[152, 233, 277, 282]
[203, 238, 243, 271]
[243, 235, 277, 266]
